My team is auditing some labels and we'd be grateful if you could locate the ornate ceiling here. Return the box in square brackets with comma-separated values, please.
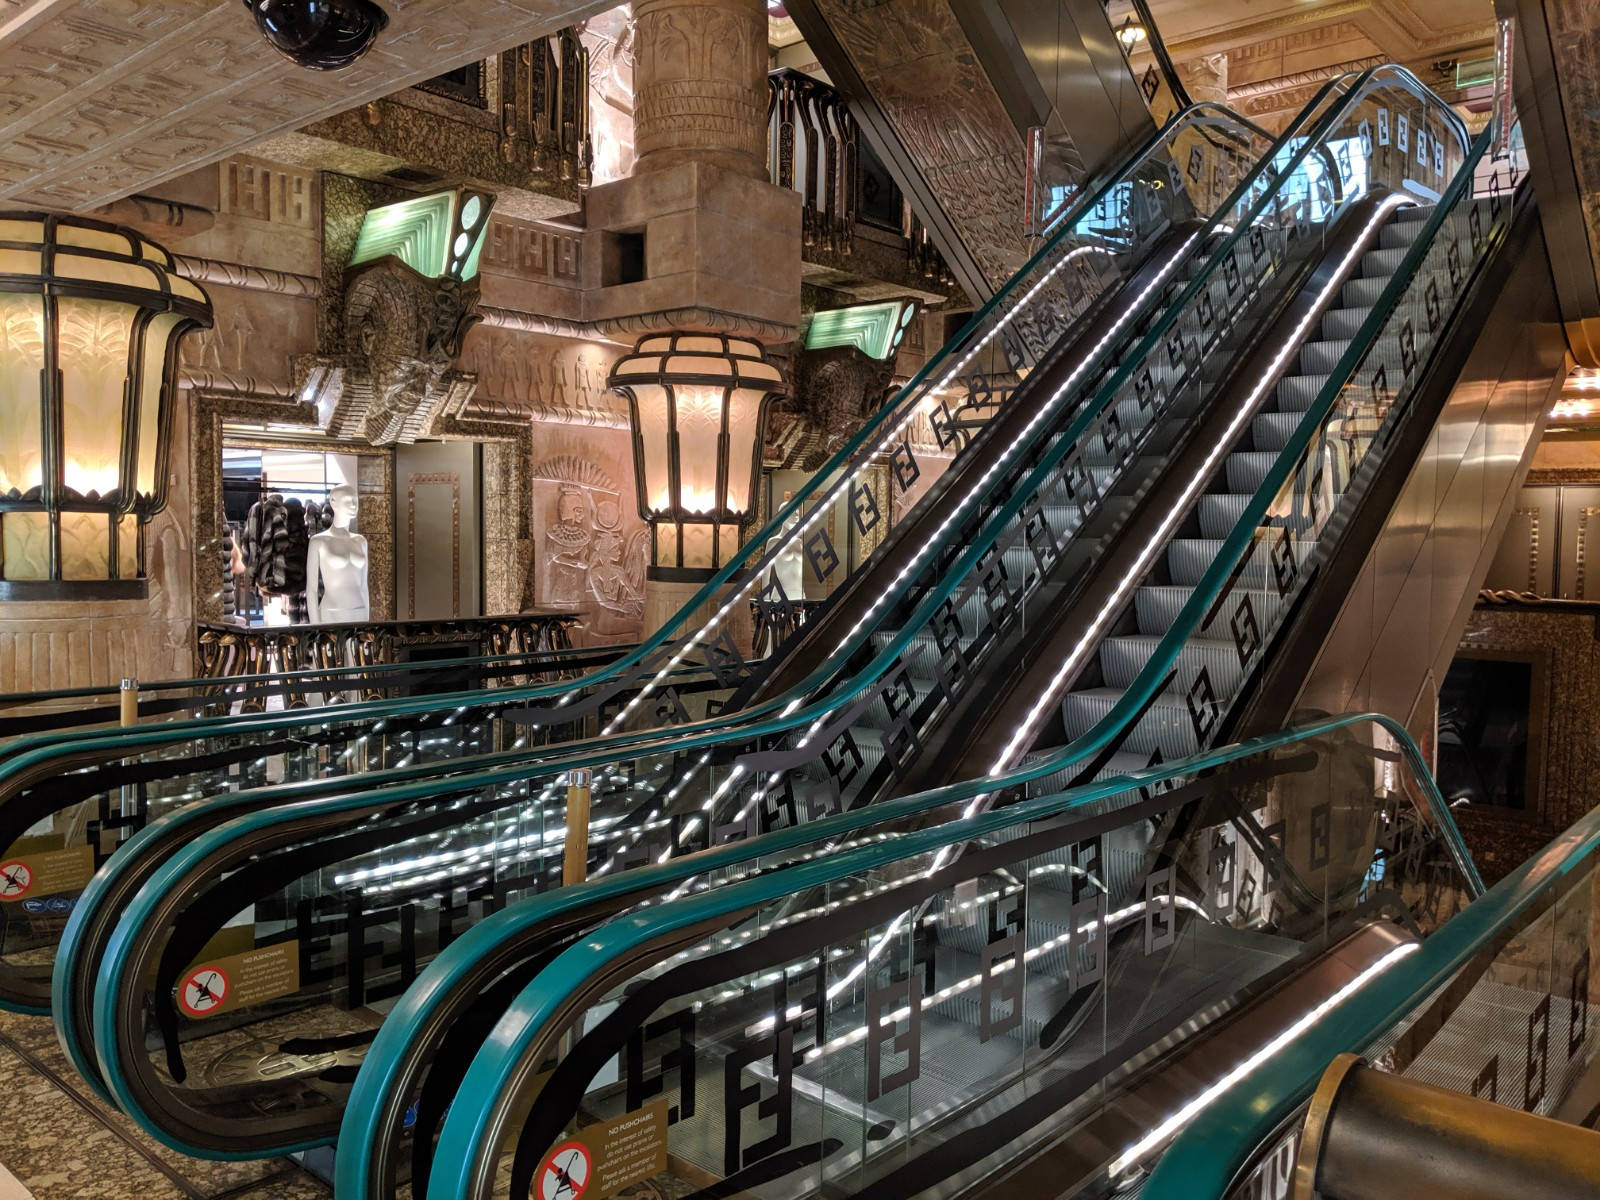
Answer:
[0, 0, 613, 211]
[1131, 0, 1496, 125]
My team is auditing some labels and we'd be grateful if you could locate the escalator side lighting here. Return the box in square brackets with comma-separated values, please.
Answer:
[1104, 940, 1420, 1179]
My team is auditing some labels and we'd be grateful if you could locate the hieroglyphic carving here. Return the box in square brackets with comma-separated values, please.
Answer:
[483, 218, 583, 283]
[582, 6, 636, 183]
[532, 455, 649, 636]
[807, 0, 1034, 293]
[219, 160, 314, 227]
[459, 326, 629, 426]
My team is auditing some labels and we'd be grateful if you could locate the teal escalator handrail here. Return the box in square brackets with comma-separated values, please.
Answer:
[0, 103, 1268, 780]
[416, 712, 1469, 1200]
[915, 79, 1488, 821]
[71, 84, 1369, 1059]
[1142, 802, 1600, 1199]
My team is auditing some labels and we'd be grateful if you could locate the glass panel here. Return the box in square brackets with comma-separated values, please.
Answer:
[0, 512, 49, 580]
[0, 293, 45, 497]
[116, 514, 138, 579]
[722, 385, 765, 518]
[134, 311, 181, 500]
[417, 719, 1471, 1199]
[632, 385, 671, 512]
[59, 512, 109, 580]
[56, 297, 134, 501]
[671, 384, 725, 515]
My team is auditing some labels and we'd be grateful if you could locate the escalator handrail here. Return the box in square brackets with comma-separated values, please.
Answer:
[414, 711, 1466, 1200]
[78, 87, 1362, 1048]
[76, 77, 1433, 1065]
[0, 103, 1268, 775]
[1141, 796, 1600, 1199]
[1024, 112, 1499, 860]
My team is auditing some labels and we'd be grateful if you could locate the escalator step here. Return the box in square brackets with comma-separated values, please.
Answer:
[1133, 585, 1283, 635]
[1319, 305, 1376, 340]
[1341, 275, 1389, 307]
[1166, 536, 1319, 587]
[1298, 338, 1355, 375]
[1060, 686, 1199, 756]
[1276, 373, 1331, 411]
[1199, 492, 1252, 538]
[1099, 633, 1244, 695]
[1360, 246, 1410, 276]
[1251, 411, 1304, 452]
[1224, 450, 1280, 493]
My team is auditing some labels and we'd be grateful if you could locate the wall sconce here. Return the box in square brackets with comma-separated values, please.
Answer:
[0, 213, 213, 599]
[609, 334, 783, 580]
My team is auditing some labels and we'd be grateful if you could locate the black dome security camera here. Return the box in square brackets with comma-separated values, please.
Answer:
[245, 0, 390, 71]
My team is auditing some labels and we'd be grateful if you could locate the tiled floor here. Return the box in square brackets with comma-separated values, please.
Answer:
[0, 1010, 329, 1200]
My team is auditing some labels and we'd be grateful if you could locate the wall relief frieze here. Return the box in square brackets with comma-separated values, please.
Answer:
[297, 258, 484, 445]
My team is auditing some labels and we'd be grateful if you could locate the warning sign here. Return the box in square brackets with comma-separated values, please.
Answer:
[179, 965, 230, 1017]
[176, 940, 298, 1020]
[538, 1140, 592, 1199]
[534, 1101, 668, 1200]
[0, 846, 92, 903]
[0, 861, 32, 899]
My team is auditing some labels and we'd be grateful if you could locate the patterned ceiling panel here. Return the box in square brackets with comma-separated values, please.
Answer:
[0, 0, 613, 210]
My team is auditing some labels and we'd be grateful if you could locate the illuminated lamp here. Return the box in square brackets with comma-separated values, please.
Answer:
[0, 214, 212, 598]
[609, 334, 783, 579]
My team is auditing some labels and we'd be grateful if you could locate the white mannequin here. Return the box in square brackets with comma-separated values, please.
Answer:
[306, 484, 370, 624]
[773, 490, 805, 599]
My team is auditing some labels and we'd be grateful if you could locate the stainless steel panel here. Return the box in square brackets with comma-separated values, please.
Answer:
[1484, 486, 1556, 594]
[1555, 486, 1600, 598]
[1269, 200, 1568, 737]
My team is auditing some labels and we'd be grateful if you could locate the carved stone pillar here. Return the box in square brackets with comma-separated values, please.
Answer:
[632, 0, 769, 180]
[1177, 53, 1229, 106]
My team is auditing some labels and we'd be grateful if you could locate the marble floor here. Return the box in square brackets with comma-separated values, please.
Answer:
[0, 1009, 329, 1200]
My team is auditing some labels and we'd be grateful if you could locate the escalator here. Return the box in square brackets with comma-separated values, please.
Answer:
[0, 101, 1273, 1026]
[65, 65, 1542, 1179]
[338, 85, 1561, 1197]
[399, 713, 1480, 1200]
[1142, 771, 1600, 1200]
[62, 92, 1363, 1154]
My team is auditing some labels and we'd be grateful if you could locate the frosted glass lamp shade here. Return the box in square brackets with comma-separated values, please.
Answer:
[0, 213, 212, 596]
[609, 334, 782, 576]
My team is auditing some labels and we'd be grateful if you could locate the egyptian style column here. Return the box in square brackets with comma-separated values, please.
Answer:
[1177, 53, 1229, 106]
[631, 0, 769, 180]
[587, 0, 800, 642]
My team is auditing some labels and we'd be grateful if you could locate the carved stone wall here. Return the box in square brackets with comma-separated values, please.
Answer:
[583, 6, 637, 185]
[807, 0, 1030, 293]
[527, 435, 650, 645]
[632, 0, 768, 179]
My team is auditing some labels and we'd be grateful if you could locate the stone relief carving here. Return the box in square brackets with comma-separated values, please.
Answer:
[582, 6, 637, 184]
[808, 0, 1035, 292]
[297, 258, 482, 445]
[531, 453, 649, 637]
[772, 342, 896, 469]
[459, 326, 629, 426]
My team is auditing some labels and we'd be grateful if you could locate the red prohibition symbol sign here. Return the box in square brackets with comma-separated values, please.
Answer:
[0, 861, 31, 899]
[538, 1140, 592, 1199]
[179, 965, 230, 1018]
